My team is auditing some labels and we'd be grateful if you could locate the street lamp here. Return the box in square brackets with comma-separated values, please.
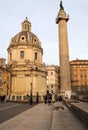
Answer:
[0, 79, 2, 96]
[30, 82, 33, 105]
[0, 87, 2, 97]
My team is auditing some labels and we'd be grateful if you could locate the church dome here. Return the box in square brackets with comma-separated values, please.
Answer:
[8, 17, 42, 50]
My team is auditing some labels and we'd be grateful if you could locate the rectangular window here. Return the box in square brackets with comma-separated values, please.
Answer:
[51, 72, 53, 75]
[10, 53, 12, 60]
[0, 72, 2, 78]
[80, 70, 83, 75]
[51, 85, 53, 88]
[47, 85, 49, 88]
[0, 79, 2, 87]
[84, 75, 87, 80]
[51, 90, 53, 94]
[80, 75, 83, 80]
[73, 70, 76, 75]
[34, 52, 37, 60]
[20, 51, 24, 58]
[84, 70, 86, 75]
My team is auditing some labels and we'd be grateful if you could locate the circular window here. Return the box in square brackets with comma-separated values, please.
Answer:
[34, 38, 36, 42]
[22, 37, 24, 40]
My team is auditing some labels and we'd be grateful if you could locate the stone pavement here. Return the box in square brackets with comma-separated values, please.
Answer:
[71, 101, 88, 113]
[51, 102, 88, 130]
[0, 103, 87, 130]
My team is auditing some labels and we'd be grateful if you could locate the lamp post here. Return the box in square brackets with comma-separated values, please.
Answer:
[30, 82, 33, 105]
[0, 87, 2, 97]
[0, 78, 2, 97]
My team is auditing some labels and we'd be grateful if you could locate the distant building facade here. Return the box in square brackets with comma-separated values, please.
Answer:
[0, 58, 11, 99]
[46, 65, 60, 95]
[7, 18, 47, 101]
[46, 60, 88, 99]
[70, 59, 88, 98]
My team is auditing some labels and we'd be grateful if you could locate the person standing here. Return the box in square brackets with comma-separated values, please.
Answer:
[36, 92, 39, 103]
[30, 93, 33, 105]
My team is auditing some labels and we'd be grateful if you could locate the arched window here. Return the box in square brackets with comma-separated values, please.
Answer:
[20, 51, 24, 59]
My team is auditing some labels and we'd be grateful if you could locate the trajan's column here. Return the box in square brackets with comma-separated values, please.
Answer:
[56, 1, 71, 98]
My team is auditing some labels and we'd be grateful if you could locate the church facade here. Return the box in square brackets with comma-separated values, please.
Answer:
[7, 18, 47, 101]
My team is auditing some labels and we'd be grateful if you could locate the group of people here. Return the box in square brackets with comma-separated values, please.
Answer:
[44, 91, 52, 105]
[0, 95, 8, 103]
[44, 92, 63, 105]
[55, 94, 63, 102]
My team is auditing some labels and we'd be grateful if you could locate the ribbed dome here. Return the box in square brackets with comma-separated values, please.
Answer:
[8, 18, 42, 50]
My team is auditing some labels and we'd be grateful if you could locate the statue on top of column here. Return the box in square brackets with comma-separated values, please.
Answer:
[60, 1, 64, 10]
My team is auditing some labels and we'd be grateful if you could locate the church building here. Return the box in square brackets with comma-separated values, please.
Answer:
[7, 18, 47, 101]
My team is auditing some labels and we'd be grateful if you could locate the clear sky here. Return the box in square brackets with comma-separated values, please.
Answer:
[0, 0, 88, 65]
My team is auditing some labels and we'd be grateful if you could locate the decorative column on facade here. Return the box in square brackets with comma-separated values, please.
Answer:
[56, 1, 71, 98]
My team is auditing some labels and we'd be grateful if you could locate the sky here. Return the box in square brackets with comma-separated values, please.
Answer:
[0, 0, 88, 65]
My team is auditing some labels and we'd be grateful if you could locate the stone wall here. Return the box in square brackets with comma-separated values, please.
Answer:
[63, 99, 88, 128]
[70, 103, 88, 127]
